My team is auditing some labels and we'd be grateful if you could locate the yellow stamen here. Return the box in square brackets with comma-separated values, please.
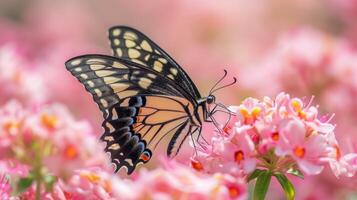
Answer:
[291, 99, 302, 112]
[291, 100, 306, 119]
[251, 107, 261, 118]
[41, 114, 59, 130]
[3, 121, 20, 132]
[81, 172, 100, 184]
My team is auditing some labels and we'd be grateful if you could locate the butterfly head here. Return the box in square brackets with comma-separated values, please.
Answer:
[203, 70, 237, 122]
[206, 95, 216, 104]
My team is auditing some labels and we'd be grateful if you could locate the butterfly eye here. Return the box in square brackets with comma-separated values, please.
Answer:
[207, 95, 216, 104]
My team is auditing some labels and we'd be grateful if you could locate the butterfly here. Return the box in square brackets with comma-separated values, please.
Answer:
[65, 26, 236, 174]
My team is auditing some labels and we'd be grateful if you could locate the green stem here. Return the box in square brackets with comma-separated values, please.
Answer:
[35, 177, 41, 200]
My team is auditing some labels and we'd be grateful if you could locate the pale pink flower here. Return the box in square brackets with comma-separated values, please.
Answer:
[111, 161, 248, 200]
[0, 100, 109, 179]
[56, 168, 115, 200]
[0, 44, 47, 104]
[0, 173, 13, 200]
[275, 119, 327, 175]
[192, 92, 345, 178]
[0, 100, 25, 158]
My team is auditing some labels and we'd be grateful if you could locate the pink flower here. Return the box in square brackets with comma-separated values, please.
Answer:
[0, 44, 47, 104]
[0, 100, 109, 179]
[56, 168, 115, 200]
[0, 173, 13, 200]
[275, 119, 327, 175]
[111, 161, 248, 200]
[191, 92, 345, 178]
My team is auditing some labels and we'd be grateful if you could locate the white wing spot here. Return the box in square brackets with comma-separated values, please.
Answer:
[113, 39, 120, 46]
[138, 77, 152, 89]
[94, 89, 102, 96]
[124, 31, 138, 40]
[125, 40, 136, 48]
[140, 40, 152, 52]
[128, 49, 141, 58]
[112, 29, 121, 36]
[87, 81, 95, 87]
[158, 58, 167, 64]
[70, 59, 81, 66]
[131, 59, 145, 66]
[168, 74, 175, 80]
[87, 59, 105, 64]
[170, 68, 178, 75]
[104, 136, 114, 142]
[116, 49, 123, 56]
[90, 64, 106, 70]
[95, 70, 116, 77]
[125, 158, 134, 166]
[153, 61, 163, 72]
[80, 74, 88, 79]
[103, 77, 120, 84]
[113, 62, 127, 69]
[100, 99, 108, 107]
[108, 143, 120, 150]
[74, 67, 82, 72]
[147, 73, 157, 79]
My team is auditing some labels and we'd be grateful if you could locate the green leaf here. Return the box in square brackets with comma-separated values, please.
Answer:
[43, 175, 57, 192]
[247, 169, 265, 182]
[274, 173, 295, 200]
[12, 176, 34, 195]
[253, 171, 272, 200]
[287, 168, 304, 179]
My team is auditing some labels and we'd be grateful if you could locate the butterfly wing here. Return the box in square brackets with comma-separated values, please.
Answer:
[108, 26, 201, 100]
[65, 54, 194, 114]
[101, 95, 196, 174]
[65, 54, 200, 174]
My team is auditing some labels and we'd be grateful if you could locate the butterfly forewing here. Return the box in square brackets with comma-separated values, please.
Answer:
[108, 26, 201, 100]
[65, 54, 188, 114]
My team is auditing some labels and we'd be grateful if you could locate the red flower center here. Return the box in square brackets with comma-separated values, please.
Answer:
[64, 144, 78, 159]
[228, 185, 241, 198]
[294, 146, 306, 158]
[271, 132, 279, 141]
[191, 159, 204, 171]
[234, 150, 245, 164]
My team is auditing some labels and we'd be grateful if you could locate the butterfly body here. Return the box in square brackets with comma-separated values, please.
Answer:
[65, 26, 218, 174]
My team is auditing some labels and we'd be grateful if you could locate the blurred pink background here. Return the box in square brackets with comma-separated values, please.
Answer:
[0, 0, 357, 199]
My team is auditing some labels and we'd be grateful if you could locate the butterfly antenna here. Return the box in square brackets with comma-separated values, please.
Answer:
[209, 70, 228, 95]
[211, 77, 237, 94]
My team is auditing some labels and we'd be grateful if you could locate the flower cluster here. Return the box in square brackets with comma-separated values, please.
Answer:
[0, 45, 47, 104]
[110, 162, 247, 200]
[191, 93, 357, 178]
[0, 100, 112, 198]
[0, 100, 108, 177]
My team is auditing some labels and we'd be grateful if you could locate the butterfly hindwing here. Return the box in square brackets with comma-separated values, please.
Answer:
[108, 26, 201, 100]
[101, 95, 196, 174]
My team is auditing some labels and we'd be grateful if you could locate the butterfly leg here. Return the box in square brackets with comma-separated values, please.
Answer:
[189, 126, 200, 156]
[195, 126, 209, 146]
